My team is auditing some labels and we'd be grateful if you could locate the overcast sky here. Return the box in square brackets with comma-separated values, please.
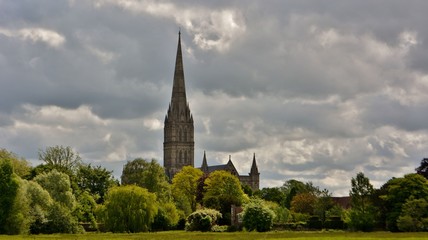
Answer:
[1, 0, 428, 196]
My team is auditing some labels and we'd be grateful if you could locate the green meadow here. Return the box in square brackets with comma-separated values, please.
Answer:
[1, 231, 427, 240]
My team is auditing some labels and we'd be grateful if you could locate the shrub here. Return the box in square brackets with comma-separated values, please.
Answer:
[242, 198, 275, 232]
[185, 208, 222, 232]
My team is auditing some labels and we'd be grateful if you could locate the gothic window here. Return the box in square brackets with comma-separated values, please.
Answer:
[179, 129, 182, 141]
[179, 150, 183, 163]
[184, 151, 188, 164]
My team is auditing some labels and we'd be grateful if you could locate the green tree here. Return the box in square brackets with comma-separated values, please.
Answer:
[77, 164, 117, 204]
[0, 158, 20, 234]
[25, 180, 54, 234]
[4, 178, 31, 234]
[38, 145, 82, 173]
[121, 158, 171, 202]
[397, 197, 428, 232]
[185, 208, 222, 232]
[348, 172, 377, 231]
[242, 198, 275, 232]
[33, 170, 82, 233]
[256, 187, 286, 205]
[313, 189, 335, 224]
[203, 171, 248, 224]
[152, 202, 180, 231]
[101, 185, 158, 232]
[382, 173, 428, 231]
[172, 166, 203, 214]
[282, 180, 319, 208]
[34, 169, 77, 210]
[0, 149, 31, 178]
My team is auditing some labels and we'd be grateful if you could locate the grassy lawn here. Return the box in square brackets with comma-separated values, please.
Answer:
[0, 231, 427, 240]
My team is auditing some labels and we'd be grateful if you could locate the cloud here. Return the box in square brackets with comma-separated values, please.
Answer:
[0, 27, 65, 48]
[1, 0, 428, 196]
[93, 0, 246, 52]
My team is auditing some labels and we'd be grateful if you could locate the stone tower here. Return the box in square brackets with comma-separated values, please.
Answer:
[164, 32, 194, 179]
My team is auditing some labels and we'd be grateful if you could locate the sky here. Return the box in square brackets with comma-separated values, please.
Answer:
[1, 0, 428, 196]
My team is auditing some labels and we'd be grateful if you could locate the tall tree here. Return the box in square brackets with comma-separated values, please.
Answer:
[38, 146, 82, 173]
[121, 158, 171, 202]
[172, 166, 203, 215]
[348, 172, 377, 231]
[0, 159, 20, 234]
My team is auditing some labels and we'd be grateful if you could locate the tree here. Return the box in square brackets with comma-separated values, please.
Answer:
[0, 158, 20, 234]
[101, 185, 158, 232]
[77, 164, 117, 204]
[185, 208, 222, 232]
[256, 187, 286, 205]
[25, 180, 54, 234]
[282, 180, 319, 208]
[348, 172, 377, 231]
[38, 145, 82, 173]
[242, 198, 275, 232]
[0, 149, 31, 178]
[382, 173, 428, 231]
[397, 197, 428, 232]
[203, 171, 248, 224]
[416, 158, 428, 179]
[121, 158, 171, 202]
[290, 192, 317, 215]
[172, 166, 203, 214]
[34, 169, 77, 210]
[33, 170, 82, 233]
[313, 189, 335, 224]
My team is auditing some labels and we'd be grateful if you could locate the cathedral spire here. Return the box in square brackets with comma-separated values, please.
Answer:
[250, 153, 259, 174]
[171, 31, 187, 111]
[201, 151, 208, 173]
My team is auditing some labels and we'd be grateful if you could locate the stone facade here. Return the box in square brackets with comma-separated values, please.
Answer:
[163, 32, 194, 180]
[200, 152, 260, 191]
[163, 32, 260, 190]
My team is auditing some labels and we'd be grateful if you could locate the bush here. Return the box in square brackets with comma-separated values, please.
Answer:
[242, 198, 275, 232]
[307, 216, 322, 230]
[185, 209, 222, 232]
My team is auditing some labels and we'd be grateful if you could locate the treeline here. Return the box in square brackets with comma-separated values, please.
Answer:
[1, 146, 428, 234]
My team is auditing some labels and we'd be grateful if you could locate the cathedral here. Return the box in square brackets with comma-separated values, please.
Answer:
[163, 32, 260, 190]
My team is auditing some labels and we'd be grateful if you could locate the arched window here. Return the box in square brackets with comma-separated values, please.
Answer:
[179, 150, 183, 163]
[179, 129, 182, 141]
[184, 151, 188, 164]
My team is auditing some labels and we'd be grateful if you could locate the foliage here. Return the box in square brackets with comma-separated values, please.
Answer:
[4, 178, 31, 234]
[416, 158, 428, 180]
[290, 192, 317, 215]
[382, 174, 428, 231]
[38, 145, 82, 173]
[77, 164, 117, 204]
[172, 166, 203, 215]
[256, 187, 286, 205]
[241, 198, 275, 232]
[25, 180, 54, 234]
[151, 202, 180, 231]
[74, 191, 98, 230]
[185, 208, 222, 232]
[313, 189, 335, 223]
[282, 180, 320, 208]
[0, 158, 20, 234]
[34, 169, 77, 210]
[348, 172, 377, 231]
[261, 201, 290, 224]
[121, 158, 171, 202]
[33, 170, 82, 233]
[0, 149, 31, 178]
[397, 197, 428, 232]
[101, 185, 158, 233]
[203, 171, 248, 224]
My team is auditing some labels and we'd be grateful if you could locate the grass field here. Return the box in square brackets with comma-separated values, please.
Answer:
[0, 231, 427, 240]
